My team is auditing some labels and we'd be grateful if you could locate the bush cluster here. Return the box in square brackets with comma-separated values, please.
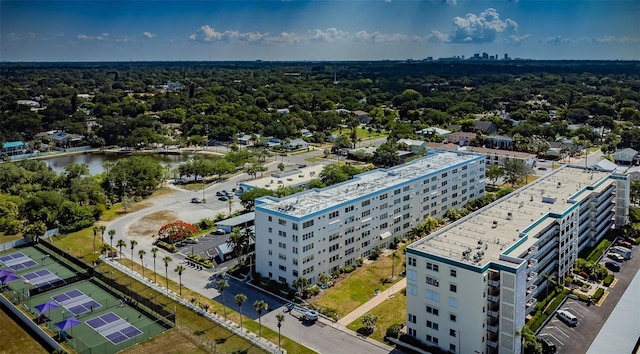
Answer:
[603, 274, 614, 286]
[156, 241, 178, 253]
[186, 254, 213, 268]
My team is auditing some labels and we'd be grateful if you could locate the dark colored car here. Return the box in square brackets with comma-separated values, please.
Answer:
[605, 261, 621, 272]
[218, 195, 229, 201]
[539, 337, 557, 354]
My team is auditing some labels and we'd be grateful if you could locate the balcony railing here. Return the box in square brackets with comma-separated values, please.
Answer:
[487, 294, 500, 303]
[488, 310, 500, 318]
[487, 340, 499, 348]
[487, 325, 499, 333]
[488, 279, 500, 287]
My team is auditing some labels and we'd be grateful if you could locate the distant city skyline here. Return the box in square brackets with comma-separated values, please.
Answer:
[1, 0, 639, 62]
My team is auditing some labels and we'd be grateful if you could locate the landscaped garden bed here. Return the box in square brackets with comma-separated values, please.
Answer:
[186, 254, 213, 268]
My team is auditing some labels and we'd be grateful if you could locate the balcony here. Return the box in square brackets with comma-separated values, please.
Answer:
[487, 294, 500, 303]
[488, 279, 500, 287]
[487, 325, 499, 333]
[488, 310, 500, 318]
[527, 271, 538, 282]
[487, 340, 499, 349]
[528, 258, 538, 269]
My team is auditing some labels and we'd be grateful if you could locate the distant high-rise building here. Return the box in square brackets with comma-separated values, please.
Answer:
[504, 53, 510, 60]
[482, 52, 489, 60]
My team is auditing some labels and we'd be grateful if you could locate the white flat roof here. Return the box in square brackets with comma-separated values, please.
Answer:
[258, 151, 482, 217]
[410, 167, 613, 267]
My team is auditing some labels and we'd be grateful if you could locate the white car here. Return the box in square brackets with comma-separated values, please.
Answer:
[607, 252, 624, 262]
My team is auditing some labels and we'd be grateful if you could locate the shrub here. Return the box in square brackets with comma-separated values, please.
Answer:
[592, 288, 605, 301]
[386, 324, 403, 339]
[565, 276, 573, 284]
[156, 241, 178, 253]
[196, 218, 215, 230]
[186, 254, 213, 268]
[603, 274, 614, 286]
[307, 285, 321, 297]
[343, 266, 355, 273]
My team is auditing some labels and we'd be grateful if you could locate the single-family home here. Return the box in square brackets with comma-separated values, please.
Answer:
[591, 159, 619, 172]
[285, 139, 309, 150]
[473, 120, 498, 134]
[2, 141, 31, 157]
[237, 134, 253, 145]
[352, 110, 370, 124]
[613, 148, 638, 165]
[300, 129, 313, 138]
[276, 108, 290, 115]
[397, 139, 427, 155]
[50, 131, 84, 149]
[446, 132, 477, 146]
[416, 127, 451, 140]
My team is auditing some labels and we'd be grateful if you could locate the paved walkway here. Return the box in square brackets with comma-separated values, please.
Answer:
[338, 277, 407, 326]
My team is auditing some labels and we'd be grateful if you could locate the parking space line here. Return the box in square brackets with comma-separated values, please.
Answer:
[609, 278, 618, 288]
[545, 333, 564, 346]
[555, 326, 570, 338]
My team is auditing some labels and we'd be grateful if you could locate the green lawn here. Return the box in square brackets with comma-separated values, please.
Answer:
[347, 290, 407, 343]
[310, 252, 405, 317]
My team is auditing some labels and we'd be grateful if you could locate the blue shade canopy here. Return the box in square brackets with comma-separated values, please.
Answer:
[35, 301, 60, 314]
[0, 273, 20, 284]
[56, 317, 81, 331]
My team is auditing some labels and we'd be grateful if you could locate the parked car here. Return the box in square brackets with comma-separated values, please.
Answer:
[604, 261, 620, 272]
[212, 229, 227, 235]
[610, 246, 632, 260]
[556, 309, 578, 326]
[218, 195, 229, 201]
[616, 239, 633, 248]
[538, 337, 557, 354]
[607, 252, 625, 262]
[191, 197, 202, 203]
[605, 261, 621, 272]
[184, 237, 198, 244]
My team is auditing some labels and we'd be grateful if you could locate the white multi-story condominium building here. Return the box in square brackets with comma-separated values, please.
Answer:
[254, 151, 486, 286]
[406, 166, 629, 354]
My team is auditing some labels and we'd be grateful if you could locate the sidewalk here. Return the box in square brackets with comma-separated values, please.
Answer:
[337, 277, 407, 326]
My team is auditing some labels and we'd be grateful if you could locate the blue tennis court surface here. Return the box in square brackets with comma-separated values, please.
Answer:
[0, 252, 38, 270]
[22, 269, 63, 288]
[53, 289, 101, 315]
[86, 312, 142, 344]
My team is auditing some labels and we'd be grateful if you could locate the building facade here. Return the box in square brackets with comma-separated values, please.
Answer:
[406, 166, 629, 354]
[254, 151, 486, 286]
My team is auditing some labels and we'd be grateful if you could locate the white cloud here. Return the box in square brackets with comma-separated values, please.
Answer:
[189, 25, 268, 43]
[142, 32, 156, 38]
[505, 34, 531, 45]
[116, 35, 136, 43]
[592, 35, 640, 44]
[77, 33, 109, 41]
[449, 8, 517, 43]
[308, 28, 348, 42]
[6, 32, 22, 41]
[426, 30, 449, 43]
[354, 30, 415, 43]
[543, 35, 570, 46]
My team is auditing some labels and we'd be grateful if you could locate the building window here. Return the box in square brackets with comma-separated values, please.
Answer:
[278, 230, 287, 237]
[380, 193, 388, 200]
[426, 320, 439, 330]
[449, 344, 456, 352]
[427, 262, 439, 272]
[450, 269, 457, 277]
[303, 220, 314, 228]
[345, 205, 354, 213]
[278, 219, 286, 226]
[408, 328, 416, 337]
[268, 227, 273, 233]
[426, 276, 440, 287]
[408, 256, 416, 266]
[449, 297, 458, 308]
[403, 195, 410, 201]
[292, 223, 298, 230]
[329, 210, 339, 219]
[361, 210, 370, 217]
[426, 290, 440, 302]
[278, 242, 286, 249]
[279, 265, 286, 271]
[278, 254, 286, 260]
[268, 216, 272, 221]
[426, 306, 439, 316]
[362, 200, 370, 207]
[449, 329, 456, 337]
[450, 314, 457, 322]
[268, 238, 272, 244]
[268, 261, 272, 266]
[426, 335, 438, 344]
[407, 284, 417, 295]
[450, 284, 457, 293]
[408, 313, 417, 324]
[394, 188, 401, 195]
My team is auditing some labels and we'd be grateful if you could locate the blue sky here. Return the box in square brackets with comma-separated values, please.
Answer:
[1, 0, 639, 61]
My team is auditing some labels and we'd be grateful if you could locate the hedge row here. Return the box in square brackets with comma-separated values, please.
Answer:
[528, 289, 570, 332]
[586, 239, 612, 263]
[603, 274, 614, 287]
[186, 254, 213, 268]
[156, 241, 178, 253]
[592, 288, 605, 302]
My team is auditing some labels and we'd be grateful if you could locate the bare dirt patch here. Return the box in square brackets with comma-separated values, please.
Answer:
[127, 210, 177, 237]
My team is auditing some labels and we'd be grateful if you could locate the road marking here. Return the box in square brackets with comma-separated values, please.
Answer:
[609, 278, 618, 288]
[556, 327, 570, 338]
[545, 333, 564, 346]
[595, 291, 609, 306]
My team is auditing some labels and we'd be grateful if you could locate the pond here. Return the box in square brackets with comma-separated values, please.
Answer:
[43, 152, 195, 175]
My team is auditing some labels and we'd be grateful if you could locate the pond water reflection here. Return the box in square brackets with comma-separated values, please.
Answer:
[43, 152, 194, 175]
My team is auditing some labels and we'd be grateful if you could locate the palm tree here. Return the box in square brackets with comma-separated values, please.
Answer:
[138, 249, 147, 278]
[129, 240, 138, 270]
[234, 293, 248, 329]
[174, 265, 185, 297]
[226, 227, 243, 261]
[116, 239, 127, 259]
[542, 273, 558, 298]
[292, 277, 310, 298]
[253, 299, 268, 337]
[241, 227, 256, 268]
[151, 247, 158, 284]
[217, 279, 229, 320]
[390, 251, 399, 281]
[98, 225, 106, 245]
[108, 230, 116, 258]
[162, 256, 172, 290]
[92, 226, 99, 253]
[100, 243, 110, 256]
[276, 313, 285, 350]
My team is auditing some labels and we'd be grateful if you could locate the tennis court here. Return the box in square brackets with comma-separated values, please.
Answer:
[2, 245, 172, 354]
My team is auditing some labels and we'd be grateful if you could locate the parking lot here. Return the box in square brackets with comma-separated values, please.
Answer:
[537, 239, 639, 353]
